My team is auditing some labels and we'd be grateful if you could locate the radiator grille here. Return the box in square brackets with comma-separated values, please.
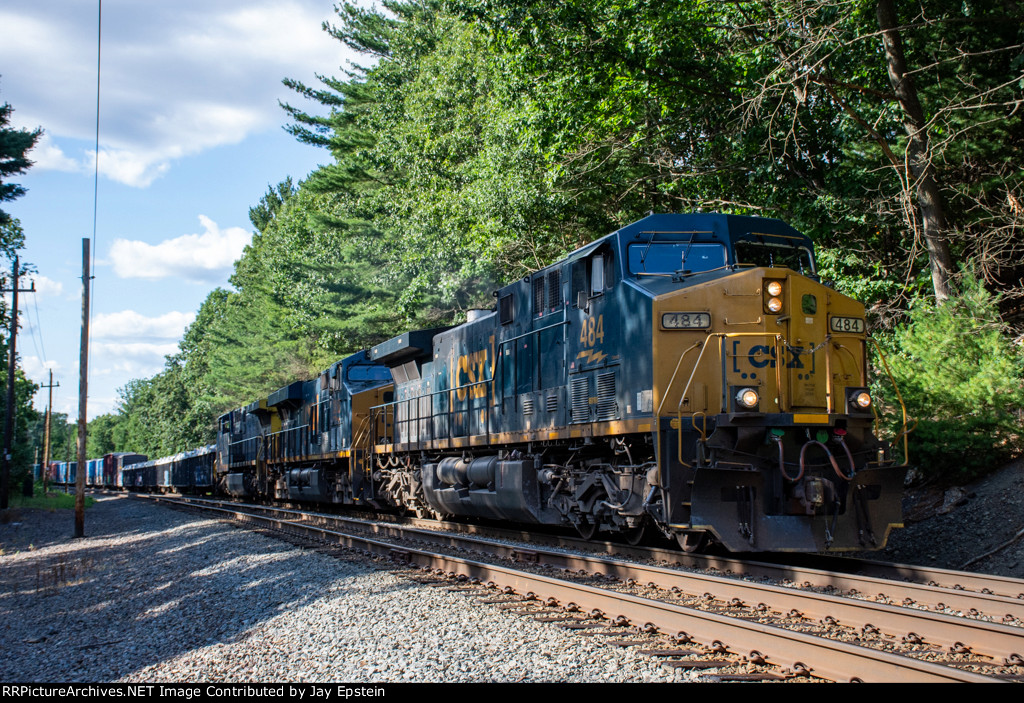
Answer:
[596, 372, 618, 421]
[570, 377, 589, 423]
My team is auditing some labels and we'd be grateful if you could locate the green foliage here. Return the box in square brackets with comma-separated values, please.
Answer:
[0, 91, 42, 227]
[29, 411, 75, 464]
[9, 483, 96, 511]
[876, 275, 1024, 480]
[111, 357, 216, 458]
[0, 89, 44, 500]
[0, 365, 41, 498]
[107, 0, 1024, 482]
[286, 3, 581, 316]
[249, 178, 297, 233]
[86, 414, 120, 458]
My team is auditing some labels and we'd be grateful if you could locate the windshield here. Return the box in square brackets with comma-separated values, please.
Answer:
[628, 242, 727, 275]
[734, 241, 815, 275]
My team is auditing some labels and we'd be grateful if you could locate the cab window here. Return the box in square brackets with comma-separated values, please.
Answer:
[572, 248, 614, 305]
[590, 254, 605, 295]
[628, 242, 726, 274]
[734, 241, 815, 274]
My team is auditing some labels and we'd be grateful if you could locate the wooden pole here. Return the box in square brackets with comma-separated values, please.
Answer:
[75, 239, 90, 538]
[0, 256, 17, 510]
[41, 369, 57, 494]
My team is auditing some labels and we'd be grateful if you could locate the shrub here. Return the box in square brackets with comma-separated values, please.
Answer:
[873, 275, 1024, 482]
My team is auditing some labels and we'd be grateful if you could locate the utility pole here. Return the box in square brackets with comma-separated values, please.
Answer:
[75, 239, 90, 538]
[1, 256, 35, 510]
[40, 369, 59, 493]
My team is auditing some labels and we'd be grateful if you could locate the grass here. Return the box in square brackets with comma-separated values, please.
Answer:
[5, 482, 96, 513]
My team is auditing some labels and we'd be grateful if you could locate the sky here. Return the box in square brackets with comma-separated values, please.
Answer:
[1, 1, 362, 422]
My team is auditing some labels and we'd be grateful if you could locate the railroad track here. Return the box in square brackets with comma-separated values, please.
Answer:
[142, 494, 1024, 683]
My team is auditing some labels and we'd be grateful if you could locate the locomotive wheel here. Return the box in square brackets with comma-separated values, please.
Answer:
[676, 530, 709, 553]
[575, 518, 598, 540]
[623, 523, 647, 546]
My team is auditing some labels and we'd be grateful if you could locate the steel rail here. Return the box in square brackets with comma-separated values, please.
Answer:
[153, 495, 1024, 625]
[410, 518, 1024, 619]
[151, 496, 1002, 683]
[150, 494, 1024, 623]
[162, 496, 1024, 665]
[802, 554, 1024, 598]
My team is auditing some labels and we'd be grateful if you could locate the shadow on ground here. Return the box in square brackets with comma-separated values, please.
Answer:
[0, 494, 417, 682]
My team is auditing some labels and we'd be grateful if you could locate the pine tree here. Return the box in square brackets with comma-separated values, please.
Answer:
[0, 90, 42, 227]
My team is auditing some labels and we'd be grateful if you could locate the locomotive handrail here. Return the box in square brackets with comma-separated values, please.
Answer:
[265, 424, 310, 437]
[227, 436, 263, 466]
[822, 334, 869, 413]
[671, 332, 787, 418]
[352, 413, 373, 451]
[867, 337, 913, 468]
[371, 377, 494, 450]
[655, 341, 704, 417]
[262, 424, 311, 463]
[663, 332, 786, 469]
[370, 318, 573, 450]
[497, 319, 570, 346]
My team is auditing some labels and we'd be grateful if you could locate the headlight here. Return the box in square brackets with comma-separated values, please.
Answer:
[846, 388, 873, 413]
[766, 281, 783, 297]
[766, 297, 783, 313]
[735, 388, 759, 409]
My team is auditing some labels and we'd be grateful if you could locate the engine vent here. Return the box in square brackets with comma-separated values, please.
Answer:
[571, 377, 589, 423]
[522, 396, 534, 416]
[596, 372, 618, 421]
[546, 393, 558, 413]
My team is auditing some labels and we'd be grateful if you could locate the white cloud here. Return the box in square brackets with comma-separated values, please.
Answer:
[25, 275, 65, 299]
[1, 1, 353, 187]
[90, 341, 183, 387]
[109, 216, 251, 283]
[88, 311, 195, 387]
[92, 310, 195, 342]
[84, 395, 118, 419]
[82, 103, 267, 187]
[92, 341, 182, 360]
[89, 148, 171, 189]
[29, 134, 82, 174]
[22, 356, 61, 385]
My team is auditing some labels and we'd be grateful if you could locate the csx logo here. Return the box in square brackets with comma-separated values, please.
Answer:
[735, 343, 808, 370]
[455, 348, 490, 400]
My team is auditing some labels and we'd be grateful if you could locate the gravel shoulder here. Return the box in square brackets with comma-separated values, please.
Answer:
[867, 459, 1024, 578]
[3, 464, 1023, 684]
[0, 494, 689, 683]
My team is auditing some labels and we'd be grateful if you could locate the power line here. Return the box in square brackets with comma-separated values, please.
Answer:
[24, 290, 43, 363]
[88, 0, 102, 393]
[92, 0, 102, 257]
[31, 287, 47, 366]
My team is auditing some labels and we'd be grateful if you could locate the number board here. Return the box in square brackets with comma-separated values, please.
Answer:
[661, 312, 711, 330]
[829, 316, 865, 334]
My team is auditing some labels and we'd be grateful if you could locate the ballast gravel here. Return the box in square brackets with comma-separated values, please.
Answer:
[0, 495, 691, 683]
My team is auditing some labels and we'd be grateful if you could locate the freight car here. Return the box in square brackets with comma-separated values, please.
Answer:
[211, 213, 908, 553]
[121, 446, 215, 493]
[47, 453, 149, 490]
[103, 452, 148, 488]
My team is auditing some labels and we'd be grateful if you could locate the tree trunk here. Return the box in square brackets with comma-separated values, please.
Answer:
[876, 0, 956, 302]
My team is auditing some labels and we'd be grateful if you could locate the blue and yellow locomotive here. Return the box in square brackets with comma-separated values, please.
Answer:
[216, 213, 907, 552]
